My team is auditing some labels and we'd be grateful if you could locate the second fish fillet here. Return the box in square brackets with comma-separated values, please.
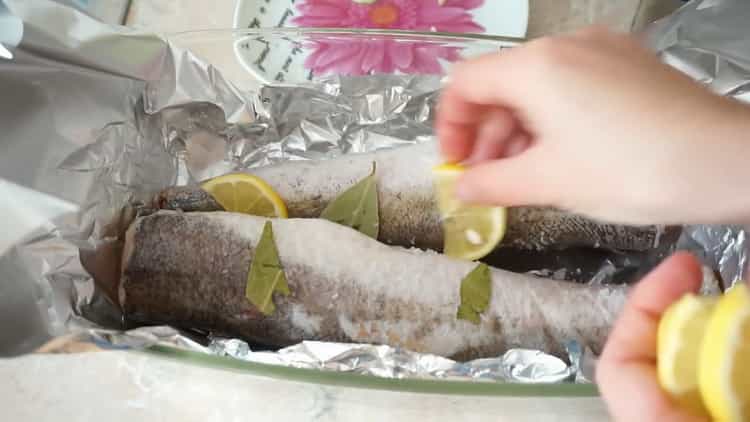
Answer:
[119, 211, 628, 359]
[154, 142, 671, 252]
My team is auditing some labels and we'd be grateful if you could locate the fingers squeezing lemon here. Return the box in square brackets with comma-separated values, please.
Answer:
[432, 164, 507, 261]
[658, 284, 750, 421]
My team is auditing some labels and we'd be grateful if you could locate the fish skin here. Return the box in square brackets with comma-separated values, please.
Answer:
[154, 185, 222, 213]
[153, 142, 671, 252]
[120, 211, 628, 359]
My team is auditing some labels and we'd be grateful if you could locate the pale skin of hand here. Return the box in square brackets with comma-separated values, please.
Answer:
[597, 252, 708, 422]
[435, 28, 742, 421]
[436, 27, 750, 226]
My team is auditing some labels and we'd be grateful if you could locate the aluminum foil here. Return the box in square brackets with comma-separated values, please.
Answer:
[37, 329, 582, 384]
[647, 0, 750, 286]
[647, 0, 750, 104]
[1, 0, 749, 387]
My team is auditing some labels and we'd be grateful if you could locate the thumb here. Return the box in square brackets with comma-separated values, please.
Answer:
[601, 251, 703, 364]
[455, 142, 553, 207]
[597, 252, 706, 422]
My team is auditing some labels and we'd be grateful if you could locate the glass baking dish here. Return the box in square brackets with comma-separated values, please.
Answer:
[129, 28, 601, 398]
[166, 28, 520, 89]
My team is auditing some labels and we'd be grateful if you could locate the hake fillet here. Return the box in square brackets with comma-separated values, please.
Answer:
[120, 211, 628, 359]
[155, 142, 669, 252]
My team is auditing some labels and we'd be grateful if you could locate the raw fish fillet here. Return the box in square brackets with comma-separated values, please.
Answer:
[118, 211, 628, 359]
[155, 143, 669, 252]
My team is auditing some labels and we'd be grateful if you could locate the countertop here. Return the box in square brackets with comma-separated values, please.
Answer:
[2, 351, 609, 421]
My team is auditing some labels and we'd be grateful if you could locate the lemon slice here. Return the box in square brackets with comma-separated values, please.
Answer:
[432, 163, 507, 261]
[699, 283, 750, 422]
[657, 293, 716, 417]
[201, 173, 288, 218]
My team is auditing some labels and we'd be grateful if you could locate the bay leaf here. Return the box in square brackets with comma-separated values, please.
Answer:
[245, 221, 290, 315]
[456, 263, 492, 325]
[320, 163, 379, 239]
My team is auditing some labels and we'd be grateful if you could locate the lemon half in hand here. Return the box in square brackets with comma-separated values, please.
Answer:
[657, 293, 716, 418]
[201, 173, 288, 218]
[432, 164, 507, 261]
[699, 283, 750, 422]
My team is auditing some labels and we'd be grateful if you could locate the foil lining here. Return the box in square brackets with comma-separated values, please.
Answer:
[647, 0, 750, 104]
[210, 339, 575, 382]
[210, 339, 595, 384]
[647, 0, 750, 285]
[1, 0, 750, 387]
[39, 330, 583, 384]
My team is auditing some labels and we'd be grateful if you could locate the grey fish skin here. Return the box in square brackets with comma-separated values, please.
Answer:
[153, 142, 669, 252]
[120, 211, 627, 360]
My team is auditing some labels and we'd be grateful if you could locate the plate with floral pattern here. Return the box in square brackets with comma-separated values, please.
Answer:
[233, 0, 527, 83]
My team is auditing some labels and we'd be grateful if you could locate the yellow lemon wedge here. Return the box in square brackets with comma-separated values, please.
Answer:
[432, 163, 507, 261]
[699, 283, 750, 422]
[201, 173, 288, 218]
[657, 293, 716, 418]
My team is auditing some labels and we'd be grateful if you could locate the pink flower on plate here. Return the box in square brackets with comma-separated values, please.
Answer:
[292, 0, 486, 76]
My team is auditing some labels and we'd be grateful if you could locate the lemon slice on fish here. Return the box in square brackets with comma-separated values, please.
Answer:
[657, 293, 716, 418]
[699, 283, 750, 422]
[201, 173, 288, 218]
[432, 164, 507, 261]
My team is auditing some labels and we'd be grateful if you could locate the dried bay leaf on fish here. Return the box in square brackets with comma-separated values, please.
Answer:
[246, 221, 290, 315]
[457, 263, 492, 325]
[320, 163, 379, 239]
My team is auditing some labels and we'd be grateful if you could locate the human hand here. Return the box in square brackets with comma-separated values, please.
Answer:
[596, 252, 708, 422]
[437, 27, 750, 226]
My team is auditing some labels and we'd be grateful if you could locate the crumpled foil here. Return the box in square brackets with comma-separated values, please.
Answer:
[0, 0, 748, 387]
[208, 338, 582, 383]
[647, 0, 750, 103]
[647, 0, 750, 287]
[38, 328, 584, 384]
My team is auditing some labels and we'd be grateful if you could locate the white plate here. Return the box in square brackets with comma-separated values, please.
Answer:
[470, 1, 529, 38]
[232, 0, 528, 84]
